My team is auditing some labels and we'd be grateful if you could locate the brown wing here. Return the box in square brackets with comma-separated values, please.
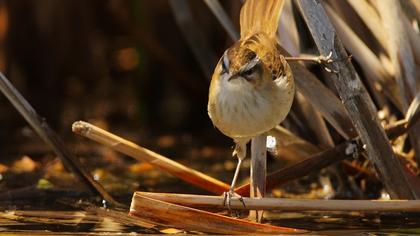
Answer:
[239, 0, 285, 39]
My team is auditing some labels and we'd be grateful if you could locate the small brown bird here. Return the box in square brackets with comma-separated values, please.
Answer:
[208, 0, 295, 203]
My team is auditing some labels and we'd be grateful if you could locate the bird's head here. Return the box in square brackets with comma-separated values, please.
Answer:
[215, 44, 268, 87]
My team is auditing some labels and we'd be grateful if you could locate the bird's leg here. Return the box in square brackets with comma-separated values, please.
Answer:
[284, 51, 333, 64]
[284, 51, 341, 73]
[223, 144, 247, 212]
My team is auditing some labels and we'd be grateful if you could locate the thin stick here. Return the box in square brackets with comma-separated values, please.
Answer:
[296, 0, 417, 200]
[135, 192, 420, 212]
[72, 121, 230, 195]
[249, 134, 266, 222]
[0, 72, 122, 207]
[129, 194, 304, 234]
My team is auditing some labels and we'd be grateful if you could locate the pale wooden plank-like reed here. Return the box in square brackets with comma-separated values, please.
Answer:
[129, 193, 305, 234]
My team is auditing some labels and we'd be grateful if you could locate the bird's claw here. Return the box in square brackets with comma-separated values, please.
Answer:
[223, 190, 246, 213]
[320, 51, 354, 74]
[317, 51, 334, 64]
[317, 51, 339, 73]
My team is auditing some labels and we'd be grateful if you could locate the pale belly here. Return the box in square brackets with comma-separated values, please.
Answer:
[208, 78, 294, 139]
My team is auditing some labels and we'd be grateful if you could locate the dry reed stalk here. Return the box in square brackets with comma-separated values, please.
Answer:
[402, 14, 420, 66]
[267, 126, 321, 160]
[129, 194, 305, 234]
[296, 0, 417, 199]
[134, 192, 420, 212]
[72, 121, 230, 195]
[377, 0, 418, 107]
[249, 134, 266, 222]
[0, 73, 122, 207]
[295, 93, 334, 149]
[377, 0, 420, 166]
[235, 140, 358, 196]
[278, 1, 334, 147]
[281, 50, 358, 140]
[346, 0, 389, 53]
[407, 93, 420, 130]
[324, 4, 402, 110]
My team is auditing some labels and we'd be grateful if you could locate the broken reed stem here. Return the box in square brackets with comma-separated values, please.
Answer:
[249, 134, 266, 222]
[0, 72, 122, 208]
[72, 121, 230, 195]
[235, 118, 413, 196]
[296, 0, 417, 200]
[135, 192, 420, 212]
[236, 140, 358, 196]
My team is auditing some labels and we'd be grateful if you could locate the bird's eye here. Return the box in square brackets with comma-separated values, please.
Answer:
[241, 67, 255, 77]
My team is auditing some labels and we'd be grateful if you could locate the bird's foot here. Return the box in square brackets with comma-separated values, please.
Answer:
[318, 51, 353, 73]
[317, 51, 339, 73]
[223, 189, 246, 216]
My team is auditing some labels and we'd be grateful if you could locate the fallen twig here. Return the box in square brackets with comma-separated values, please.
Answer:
[72, 121, 230, 195]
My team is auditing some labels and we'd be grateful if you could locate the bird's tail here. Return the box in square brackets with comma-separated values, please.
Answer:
[239, 0, 285, 39]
